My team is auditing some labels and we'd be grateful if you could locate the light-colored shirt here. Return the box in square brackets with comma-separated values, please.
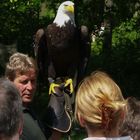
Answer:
[83, 136, 133, 140]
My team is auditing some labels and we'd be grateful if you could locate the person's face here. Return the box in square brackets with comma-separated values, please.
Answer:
[13, 69, 37, 106]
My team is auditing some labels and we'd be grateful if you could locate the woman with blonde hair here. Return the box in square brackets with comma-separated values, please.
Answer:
[75, 71, 133, 140]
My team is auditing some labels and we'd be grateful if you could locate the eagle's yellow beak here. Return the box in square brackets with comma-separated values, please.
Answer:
[65, 5, 74, 13]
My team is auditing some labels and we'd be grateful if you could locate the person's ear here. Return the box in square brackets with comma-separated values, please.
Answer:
[18, 119, 23, 136]
[78, 115, 86, 127]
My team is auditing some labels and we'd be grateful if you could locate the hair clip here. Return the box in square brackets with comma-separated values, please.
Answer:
[101, 104, 113, 130]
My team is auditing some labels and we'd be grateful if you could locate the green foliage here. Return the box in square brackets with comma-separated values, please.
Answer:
[90, 16, 140, 98]
[0, 0, 41, 55]
[111, 17, 140, 97]
[42, 8, 55, 19]
[112, 17, 140, 47]
[91, 38, 103, 55]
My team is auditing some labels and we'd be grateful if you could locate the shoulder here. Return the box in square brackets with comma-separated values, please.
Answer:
[47, 23, 58, 32]
[83, 137, 106, 140]
[22, 110, 47, 140]
[83, 136, 133, 140]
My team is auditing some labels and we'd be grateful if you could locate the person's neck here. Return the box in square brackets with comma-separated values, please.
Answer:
[86, 127, 119, 138]
[23, 103, 30, 108]
[11, 133, 20, 140]
[0, 133, 19, 140]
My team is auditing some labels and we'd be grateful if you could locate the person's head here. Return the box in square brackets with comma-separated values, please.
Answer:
[0, 78, 22, 140]
[5, 52, 37, 107]
[120, 97, 140, 140]
[75, 71, 126, 137]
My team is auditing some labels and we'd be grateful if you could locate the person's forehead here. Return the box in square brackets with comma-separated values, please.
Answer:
[15, 69, 36, 78]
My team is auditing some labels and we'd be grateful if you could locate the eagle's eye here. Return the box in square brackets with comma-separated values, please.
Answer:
[64, 4, 68, 7]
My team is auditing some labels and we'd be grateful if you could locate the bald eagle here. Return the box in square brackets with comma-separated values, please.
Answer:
[34, 1, 91, 133]
[34, 1, 91, 91]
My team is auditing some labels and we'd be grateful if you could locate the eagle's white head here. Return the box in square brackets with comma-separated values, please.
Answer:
[53, 1, 75, 27]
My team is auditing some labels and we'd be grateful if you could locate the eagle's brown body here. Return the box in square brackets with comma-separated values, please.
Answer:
[46, 22, 81, 78]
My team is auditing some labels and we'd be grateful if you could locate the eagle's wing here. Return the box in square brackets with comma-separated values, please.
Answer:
[77, 25, 91, 84]
[33, 28, 48, 86]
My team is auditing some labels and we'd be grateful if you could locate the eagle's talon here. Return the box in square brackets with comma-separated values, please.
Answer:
[49, 83, 60, 95]
[64, 78, 73, 94]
